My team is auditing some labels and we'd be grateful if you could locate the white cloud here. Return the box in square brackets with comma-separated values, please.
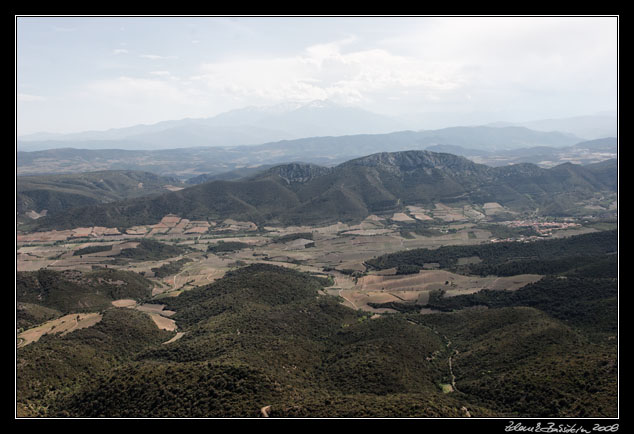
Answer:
[194, 39, 467, 108]
[371, 16, 616, 117]
[18, 17, 616, 134]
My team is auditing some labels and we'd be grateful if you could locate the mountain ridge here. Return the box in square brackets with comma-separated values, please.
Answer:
[18, 100, 407, 151]
[18, 120, 582, 153]
[27, 150, 617, 232]
[486, 114, 617, 140]
[17, 127, 597, 181]
[16, 170, 183, 219]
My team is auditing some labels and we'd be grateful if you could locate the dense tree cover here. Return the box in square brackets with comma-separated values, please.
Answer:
[365, 229, 617, 276]
[161, 263, 332, 327]
[415, 307, 617, 417]
[467, 253, 617, 277]
[207, 241, 251, 253]
[30, 151, 617, 231]
[17, 262, 617, 418]
[16, 268, 154, 326]
[17, 171, 182, 217]
[23, 264, 472, 417]
[112, 239, 187, 261]
[425, 276, 617, 339]
[368, 230, 617, 342]
[72, 244, 113, 256]
[362, 230, 618, 417]
[16, 303, 62, 331]
[50, 359, 488, 418]
[395, 264, 423, 275]
[17, 308, 174, 417]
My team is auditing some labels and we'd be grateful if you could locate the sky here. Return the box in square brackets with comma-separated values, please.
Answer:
[16, 16, 618, 136]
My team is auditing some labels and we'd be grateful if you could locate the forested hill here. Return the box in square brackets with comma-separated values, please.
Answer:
[17, 170, 183, 217]
[18, 263, 617, 417]
[365, 229, 618, 277]
[30, 150, 617, 231]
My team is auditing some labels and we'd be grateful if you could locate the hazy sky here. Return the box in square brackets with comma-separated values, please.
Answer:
[16, 16, 618, 135]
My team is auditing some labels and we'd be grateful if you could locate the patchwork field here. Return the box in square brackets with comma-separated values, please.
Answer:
[15, 188, 618, 419]
[327, 270, 542, 313]
[146, 313, 177, 331]
[16, 201, 608, 315]
[17, 313, 103, 348]
[111, 299, 178, 331]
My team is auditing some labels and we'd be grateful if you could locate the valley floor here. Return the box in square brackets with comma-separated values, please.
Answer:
[15, 200, 618, 418]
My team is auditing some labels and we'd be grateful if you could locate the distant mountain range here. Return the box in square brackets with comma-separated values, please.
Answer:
[17, 126, 596, 179]
[17, 100, 408, 151]
[18, 101, 616, 154]
[426, 137, 617, 168]
[487, 114, 617, 140]
[30, 150, 617, 231]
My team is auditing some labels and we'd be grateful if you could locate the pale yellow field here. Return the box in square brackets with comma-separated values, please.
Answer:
[111, 300, 178, 330]
[136, 303, 175, 316]
[147, 313, 177, 331]
[111, 299, 137, 308]
[333, 270, 542, 313]
[17, 313, 103, 348]
[17, 207, 571, 322]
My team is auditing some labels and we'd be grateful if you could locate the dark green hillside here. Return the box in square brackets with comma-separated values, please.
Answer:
[337, 151, 494, 208]
[50, 358, 477, 418]
[73, 244, 113, 256]
[366, 229, 617, 276]
[318, 315, 446, 396]
[16, 268, 154, 328]
[584, 158, 618, 190]
[71, 240, 186, 262]
[34, 177, 302, 230]
[185, 164, 277, 184]
[254, 162, 333, 185]
[207, 240, 251, 253]
[14, 263, 615, 418]
[367, 230, 618, 341]
[363, 226, 618, 417]
[426, 276, 617, 340]
[30, 150, 617, 231]
[16, 303, 62, 331]
[43, 265, 470, 417]
[17, 170, 182, 217]
[17, 308, 174, 417]
[417, 307, 617, 417]
[161, 263, 331, 326]
[111, 239, 187, 261]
